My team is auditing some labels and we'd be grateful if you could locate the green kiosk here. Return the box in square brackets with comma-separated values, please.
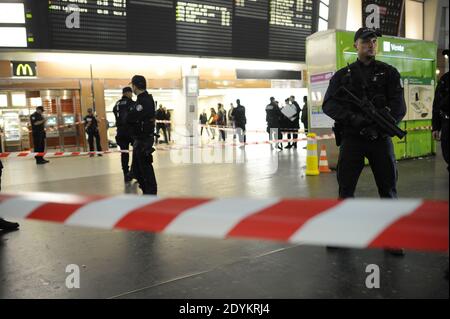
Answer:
[306, 30, 437, 169]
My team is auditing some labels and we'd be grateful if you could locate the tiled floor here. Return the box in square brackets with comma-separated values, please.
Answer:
[0, 141, 448, 298]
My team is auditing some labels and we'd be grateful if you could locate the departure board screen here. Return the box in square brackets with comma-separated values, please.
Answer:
[269, 0, 314, 60]
[48, 0, 127, 51]
[176, 0, 233, 55]
[20, 0, 318, 61]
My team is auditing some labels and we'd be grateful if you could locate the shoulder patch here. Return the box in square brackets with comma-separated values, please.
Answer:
[136, 104, 143, 111]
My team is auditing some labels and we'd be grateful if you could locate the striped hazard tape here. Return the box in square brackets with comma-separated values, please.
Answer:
[0, 192, 447, 252]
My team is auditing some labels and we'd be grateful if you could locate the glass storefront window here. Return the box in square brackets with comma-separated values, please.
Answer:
[11, 92, 26, 106]
[0, 94, 7, 107]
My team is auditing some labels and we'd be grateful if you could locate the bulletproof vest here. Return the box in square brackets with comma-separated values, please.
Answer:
[266, 104, 280, 125]
[30, 112, 45, 133]
[116, 99, 130, 128]
[345, 61, 390, 111]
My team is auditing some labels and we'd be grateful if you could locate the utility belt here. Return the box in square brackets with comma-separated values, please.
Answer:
[440, 110, 450, 120]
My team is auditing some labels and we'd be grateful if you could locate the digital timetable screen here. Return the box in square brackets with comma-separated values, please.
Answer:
[12, 0, 319, 61]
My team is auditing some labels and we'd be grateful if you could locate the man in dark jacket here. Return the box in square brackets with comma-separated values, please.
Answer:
[0, 143, 19, 231]
[301, 96, 309, 134]
[432, 49, 449, 170]
[113, 87, 135, 182]
[232, 99, 247, 145]
[84, 108, 103, 157]
[155, 104, 169, 144]
[266, 97, 283, 150]
[127, 75, 158, 195]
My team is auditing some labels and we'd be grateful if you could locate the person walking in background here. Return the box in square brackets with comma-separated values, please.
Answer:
[217, 103, 227, 141]
[199, 109, 209, 137]
[208, 108, 218, 140]
[231, 99, 247, 145]
[228, 103, 236, 140]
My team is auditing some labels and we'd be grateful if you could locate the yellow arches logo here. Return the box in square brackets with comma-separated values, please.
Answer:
[12, 61, 36, 77]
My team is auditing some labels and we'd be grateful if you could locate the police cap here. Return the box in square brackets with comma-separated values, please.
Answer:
[354, 27, 382, 42]
[122, 86, 132, 94]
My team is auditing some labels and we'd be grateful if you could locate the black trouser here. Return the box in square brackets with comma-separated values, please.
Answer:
[302, 121, 309, 133]
[132, 137, 157, 195]
[441, 120, 449, 169]
[116, 135, 134, 174]
[156, 124, 168, 144]
[337, 135, 398, 199]
[87, 130, 102, 152]
[219, 127, 226, 141]
[287, 125, 299, 146]
[33, 132, 46, 163]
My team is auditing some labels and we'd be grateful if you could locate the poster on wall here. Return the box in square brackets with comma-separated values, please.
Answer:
[309, 72, 335, 129]
[404, 78, 435, 121]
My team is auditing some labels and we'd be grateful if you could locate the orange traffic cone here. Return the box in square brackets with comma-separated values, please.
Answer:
[319, 144, 332, 173]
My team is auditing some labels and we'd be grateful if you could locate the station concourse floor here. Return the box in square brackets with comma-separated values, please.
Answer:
[0, 141, 448, 299]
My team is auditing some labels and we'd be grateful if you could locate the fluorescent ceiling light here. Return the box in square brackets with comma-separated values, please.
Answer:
[0, 3, 25, 23]
[0, 27, 27, 47]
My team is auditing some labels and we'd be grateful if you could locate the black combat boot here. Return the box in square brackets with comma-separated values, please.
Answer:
[0, 218, 19, 231]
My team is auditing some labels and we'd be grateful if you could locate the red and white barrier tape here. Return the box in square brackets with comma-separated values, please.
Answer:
[0, 192, 447, 252]
[0, 135, 335, 159]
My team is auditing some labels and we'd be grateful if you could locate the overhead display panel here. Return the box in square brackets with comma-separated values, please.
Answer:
[11, 0, 318, 61]
[233, 0, 269, 59]
[176, 0, 233, 55]
[48, 0, 127, 50]
[269, 0, 314, 61]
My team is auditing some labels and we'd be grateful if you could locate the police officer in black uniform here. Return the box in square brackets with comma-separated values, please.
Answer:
[127, 75, 157, 195]
[113, 87, 135, 182]
[0, 142, 19, 231]
[323, 28, 406, 199]
[84, 108, 103, 157]
[30, 106, 49, 165]
[432, 49, 449, 171]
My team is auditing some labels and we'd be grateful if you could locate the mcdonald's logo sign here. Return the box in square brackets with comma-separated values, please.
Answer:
[12, 61, 37, 77]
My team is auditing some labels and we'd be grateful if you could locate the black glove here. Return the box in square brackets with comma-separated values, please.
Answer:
[360, 125, 379, 141]
[349, 113, 372, 130]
